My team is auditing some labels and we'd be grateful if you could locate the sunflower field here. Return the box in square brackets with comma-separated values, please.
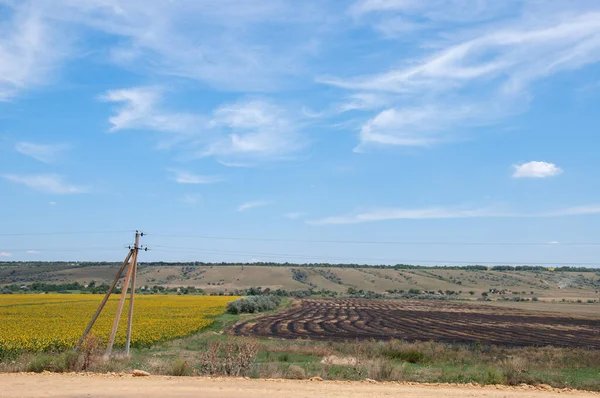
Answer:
[0, 294, 236, 357]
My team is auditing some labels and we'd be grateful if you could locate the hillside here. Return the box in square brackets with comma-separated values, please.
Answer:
[1, 263, 599, 303]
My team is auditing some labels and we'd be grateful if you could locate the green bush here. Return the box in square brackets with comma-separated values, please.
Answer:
[27, 351, 80, 373]
[227, 295, 281, 314]
[169, 358, 192, 376]
[27, 354, 54, 373]
[383, 349, 425, 364]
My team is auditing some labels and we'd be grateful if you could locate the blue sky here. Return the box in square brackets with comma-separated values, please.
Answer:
[1, 0, 600, 265]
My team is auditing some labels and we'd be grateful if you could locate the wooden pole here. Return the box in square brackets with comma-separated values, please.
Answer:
[125, 232, 140, 355]
[105, 247, 136, 358]
[76, 250, 132, 351]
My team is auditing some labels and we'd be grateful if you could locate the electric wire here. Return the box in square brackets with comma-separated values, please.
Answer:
[150, 246, 600, 266]
[147, 233, 600, 247]
[0, 230, 133, 237]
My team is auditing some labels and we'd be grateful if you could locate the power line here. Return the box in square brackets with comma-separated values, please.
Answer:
[148, 233, 600, 247]
[151, 246, 600, 266]
[0, 247, 125, 252]
[2, 230, 598, 246]
[0, 230, 133, 237]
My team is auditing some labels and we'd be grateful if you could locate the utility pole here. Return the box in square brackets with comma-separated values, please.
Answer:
[105, 231, 143, 358]
[76, 230, 145, 358]
[125, 232, 140, 355]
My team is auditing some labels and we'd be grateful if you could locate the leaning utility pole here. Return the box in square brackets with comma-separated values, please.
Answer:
[76, 230, 145, 358]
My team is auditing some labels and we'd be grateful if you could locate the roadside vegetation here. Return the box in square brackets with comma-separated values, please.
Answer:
[2, 308, 598, 392]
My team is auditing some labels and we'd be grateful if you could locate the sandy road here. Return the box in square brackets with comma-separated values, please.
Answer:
[1, 374, 599, 398]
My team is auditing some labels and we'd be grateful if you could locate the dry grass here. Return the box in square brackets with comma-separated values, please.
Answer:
[197, 338, 259, 377]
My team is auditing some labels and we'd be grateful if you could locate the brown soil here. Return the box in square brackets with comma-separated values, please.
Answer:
[2, 373, 599, 398]
[232, 299, 600, 348]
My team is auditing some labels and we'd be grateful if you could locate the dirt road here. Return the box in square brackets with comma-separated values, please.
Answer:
[1, 374, 599, 398]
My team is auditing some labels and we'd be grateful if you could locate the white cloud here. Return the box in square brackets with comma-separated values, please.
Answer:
[168, 169, 222, 184]
[102, 88, 305, 161]
[0, 252, 11, 257]
[548, 205, 600, 217]
[26, 250, 39, 254]
[285, 212, 306, 219]
[9, 0, 326, 93]
[325, 5, 600, 150]
[513, 161, 563, 178]
[237, 200, 271, 212]
[309, 206, 502, 225]
[101, 87, 201, 133]
[309, 203, 600, 225]
[180, 194, 202, 205]
[350, 0, 521, 29]
[0, 5, 66, 100]
[2, 174, 87, 194]
[218, 160, 252, 168]
[15, 142, 70, 163]
[201, 98, 304, 159]
[48, 201, 57, 205]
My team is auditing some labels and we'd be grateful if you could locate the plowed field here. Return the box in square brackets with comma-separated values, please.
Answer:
[232, 299, 600, 348]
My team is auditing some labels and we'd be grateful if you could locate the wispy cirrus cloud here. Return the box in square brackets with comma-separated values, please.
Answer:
[285, 212, 306, 220]
[2, 174, 87, 194]
[0, 5, 67, 100]
[168, 169, 222, 184]
[3, 0, 327, 93]
[15, 142, 70, 163]
[101, 87, 201, 133]
[180, 194, 202, 205]
[350, 0, 521, 34]
[325, 2, 600, 151]
[308, 203, 600, 225]
[102, 88, 305, 162]
[308, 206, 503, 225]
[513, 161, 563, 178]
[200, 98, 305, 160]
[237, 200, 271, 212]
[218, 160, 252, 168]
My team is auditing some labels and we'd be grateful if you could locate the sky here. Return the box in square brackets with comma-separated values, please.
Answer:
[1, 0, 600, 266]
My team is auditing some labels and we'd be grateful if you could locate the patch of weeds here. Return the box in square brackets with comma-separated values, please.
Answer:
[384, 349, 425, 364]
[286, 364, 306, 379]
[27, 354, 54, 373]
[324, 364, 365, 381]
[278, 353, 290, 362]
[169, 358, 193, 376]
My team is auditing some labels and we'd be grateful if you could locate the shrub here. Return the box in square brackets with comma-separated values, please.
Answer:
[367, 359, 401, 381]
[227, 295, 281, 314]
[169, 358, 193, 376]
[278, 353, 290, 362]
[384, 349, 425, 364]
[80, 334, 102, 371]
[198, 339, 259, 377]
[286, 365, 307, 379]
[27, 354, 54, 373]
[26, 351, 79, 373]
